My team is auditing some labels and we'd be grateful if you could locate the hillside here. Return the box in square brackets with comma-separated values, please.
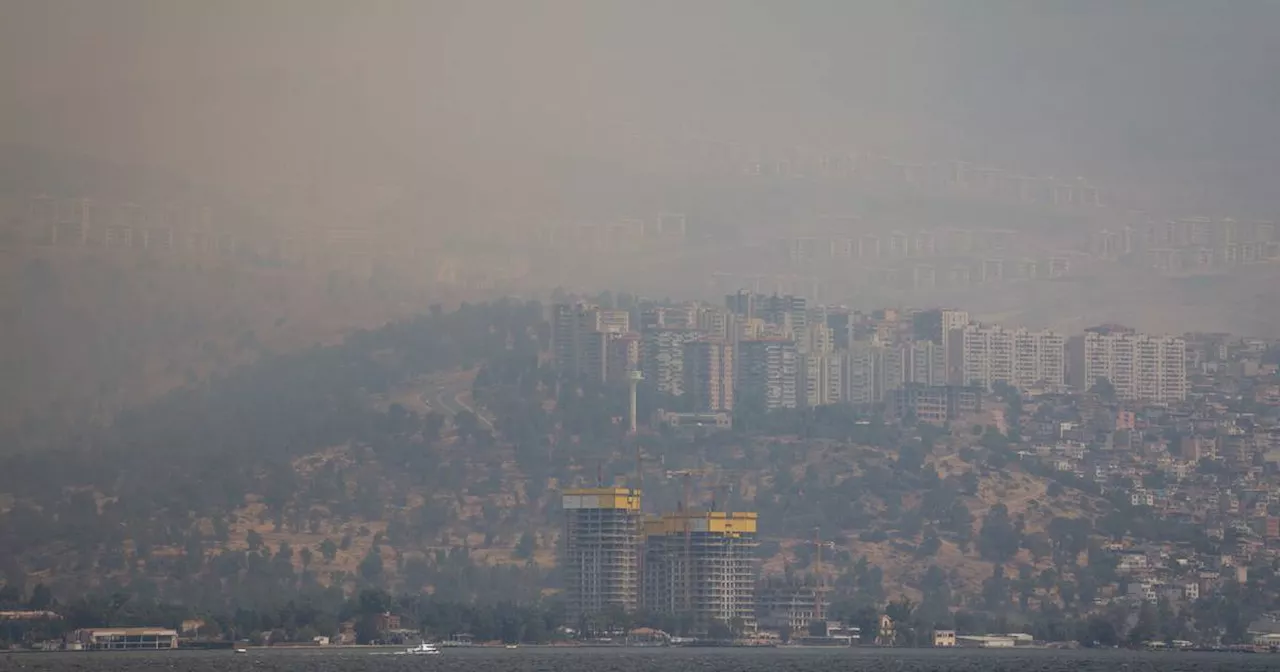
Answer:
[0, 299, 1142, 623]
[0, 144, 482, 435]
[0, 244, 442, 433]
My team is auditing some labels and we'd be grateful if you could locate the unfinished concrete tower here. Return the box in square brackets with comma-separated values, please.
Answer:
[561, 487, 641, 622]
[641, 510, 758, 632]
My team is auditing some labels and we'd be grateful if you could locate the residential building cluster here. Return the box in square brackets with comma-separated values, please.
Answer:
[550, 295, 1189, 425]
[1009, 331, 1280, 624]
[556, 308, 1280, 644]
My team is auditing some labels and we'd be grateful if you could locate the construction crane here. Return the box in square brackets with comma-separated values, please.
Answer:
[664, 468, 713, 512]
[633, 443, 646, 511]
[802, 527, 838, 622]
[663, 468, 743, 511]
[663, 468, 712, 616]
[708, 471, 744, 512]
[632, 443, 647, 601]
[709, 482, 732, 512]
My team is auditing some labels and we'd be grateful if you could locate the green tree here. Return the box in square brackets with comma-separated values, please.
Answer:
[423, 412, 445, 441]
[514, 532, 537, 560]
[977, 504, 1020, 562]
[27, 584, 53, 610]
[1090, 377, 1116, 402]
[319, 538, 338, 563]
[359, 548, 384, 582]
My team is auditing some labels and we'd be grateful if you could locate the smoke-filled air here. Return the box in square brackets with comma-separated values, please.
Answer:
[2, 0, 1280, 656]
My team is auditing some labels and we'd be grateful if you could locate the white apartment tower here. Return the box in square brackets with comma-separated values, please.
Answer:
[952, 324, 1065, 391]
[907, 340, 948, 387]
[553, 302, 632, 381]
[940, 309, 971, 341]
[737, 338, 799, 410]
[684, 339, 735, 412]
[844, 343, 880, 405]
[1013, 329, 1066, 390]
[642, 328, 701, 397]
[1074, 331, 1187, 403]
[695, 307, 732, 341]
[879, 344, 907, 398]
[801, 353, 844, 407]
[807, 322, 835, 355]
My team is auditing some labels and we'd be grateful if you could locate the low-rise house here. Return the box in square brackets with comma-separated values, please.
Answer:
[1117, 551, 1149, 572]
[1127, 582, 1159, 603]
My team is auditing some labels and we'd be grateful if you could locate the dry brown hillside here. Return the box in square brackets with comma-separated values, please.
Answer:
[150, 410, 1106, 601]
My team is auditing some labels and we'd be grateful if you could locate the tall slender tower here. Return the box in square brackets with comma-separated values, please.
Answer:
[627, 370, 643, 433]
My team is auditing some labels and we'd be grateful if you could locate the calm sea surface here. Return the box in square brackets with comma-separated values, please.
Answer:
[2, 647, 1279, 672]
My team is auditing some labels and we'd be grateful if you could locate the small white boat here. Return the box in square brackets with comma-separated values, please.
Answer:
[395, 642, 440, 655]
[234, 648, 248, 654]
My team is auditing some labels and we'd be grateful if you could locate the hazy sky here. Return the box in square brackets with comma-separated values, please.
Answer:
[3, 1, 1279, 201]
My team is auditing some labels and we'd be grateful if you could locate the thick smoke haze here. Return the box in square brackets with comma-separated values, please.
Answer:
[7, 0, 1280, 646]
[4, 0, 1280, 431]
[4, 0, 1279, 205]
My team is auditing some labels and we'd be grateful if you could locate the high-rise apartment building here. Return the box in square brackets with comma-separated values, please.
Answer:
[580, 331, 611, 383]
[755, 295, 808, 347]
[801, 353, 844, 406]
[737, 338, 799, 410]
[725, 290, 755, 320]
[551, 303, 583, 372]
[658, 303, 698, 329]
[940, 309, 971, 341]
[641, 303, 696, 331]
[605, 333, 642, 384]
[841, 340, 950, 404]
[684, 339, 735, 412]
[1071, 330, 1187, 402]
[640, 306, 668, 331]
[580, 330, 644, 384]
[844, 343, 881, 405]
[907, 340, 948, 386]
[641, 511, 758, 631]
[696, 307, 733, 341]
[878, 343, 907, 398]
[642, 328, 701, 397]
[562, 488, 642, 620]
[552, 303, 631, 379]
[825, 308, 856, 350]
[737, 318, 789, 341]
[598, 309, 631, 334]
[1014, 329, 1066, 390]
[950, 325, 1065, 391]
[807, 322, 835, 355]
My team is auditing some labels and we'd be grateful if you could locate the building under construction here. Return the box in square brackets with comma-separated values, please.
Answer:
[641, 510, 758, 631]
[561, 488, 642, 620]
